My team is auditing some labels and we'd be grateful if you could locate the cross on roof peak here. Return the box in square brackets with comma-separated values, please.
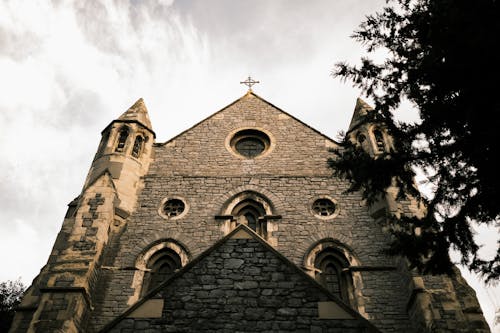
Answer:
[240, 76, 260, 92]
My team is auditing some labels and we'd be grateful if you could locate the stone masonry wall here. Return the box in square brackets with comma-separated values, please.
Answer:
[87, 93, 488, 333]
[107, 237, 376, 333]
[89, 94, 412, 332]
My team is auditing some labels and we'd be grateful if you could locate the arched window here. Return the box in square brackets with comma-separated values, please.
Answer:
[132, 135, 144, 158]
[356, 133, 366, 145]
[115, 127, 130, 153]
[314, 248, 352, 303]
[232, 198, 267, 237]
[131, 240, 190, 303]
[143, 248, 181, 292]
[373, 129, 385, 152]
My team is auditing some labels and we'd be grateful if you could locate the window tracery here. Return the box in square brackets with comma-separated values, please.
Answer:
[314, 248, 351, 302]
[232, 198, 267, 237]
[144, 248, 181, 292]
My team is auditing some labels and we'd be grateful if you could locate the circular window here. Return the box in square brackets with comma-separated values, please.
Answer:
[312, 198, 337, 218]
[159, 197, 189, 220]
[230, 129, 271, 159]
[163, 199, 185, 217]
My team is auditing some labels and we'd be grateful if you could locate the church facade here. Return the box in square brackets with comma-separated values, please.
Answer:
[10, 90, 490, 332]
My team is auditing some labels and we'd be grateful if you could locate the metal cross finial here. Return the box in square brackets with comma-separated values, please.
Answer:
[240, 75, 260, 91]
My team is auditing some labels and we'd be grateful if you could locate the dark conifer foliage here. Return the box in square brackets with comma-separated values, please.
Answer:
[330, 0, 500, 281]
[0, 279, 25, 331]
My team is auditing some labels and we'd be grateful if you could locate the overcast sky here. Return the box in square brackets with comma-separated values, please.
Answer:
[0, 0, 498, 330]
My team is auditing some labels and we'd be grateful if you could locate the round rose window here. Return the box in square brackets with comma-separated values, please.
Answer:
[230, 129, 270, 158]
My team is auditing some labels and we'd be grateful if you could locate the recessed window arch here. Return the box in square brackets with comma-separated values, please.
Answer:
[131, 240, 190, 300]
[115, 126, 130, 153]
[232, 198, 267, 236]
[132, 135, 145, 158]
[144, 248, 181, 292]
[221, 191, 275, 239]
[304, 240, 360, 308]
[315, 248, 351, 302]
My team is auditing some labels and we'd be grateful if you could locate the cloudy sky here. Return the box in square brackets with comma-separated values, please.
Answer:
[1, 0, 498, 330]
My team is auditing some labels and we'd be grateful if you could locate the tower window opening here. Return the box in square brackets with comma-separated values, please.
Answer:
[115, 127, 130, 152]
[357, 133, 366, 144]
[373, 129, 385, 152]
[132, 135, 144, 158]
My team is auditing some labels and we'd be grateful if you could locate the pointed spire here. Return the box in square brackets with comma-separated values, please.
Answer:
[118, 98, 153, 132]
[348, 97, 374, 132]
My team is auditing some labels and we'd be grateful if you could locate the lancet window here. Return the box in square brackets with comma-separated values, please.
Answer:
[143, 248, 182, 292]
[132, 135, 144, 158]
[115, 127, 130, 153]
[232, 199, 267, 237]
[314, 248, 352, 303]
[373, 129, 385, 152]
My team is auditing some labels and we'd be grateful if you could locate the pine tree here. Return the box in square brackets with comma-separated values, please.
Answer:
[330, 0, 500, 281]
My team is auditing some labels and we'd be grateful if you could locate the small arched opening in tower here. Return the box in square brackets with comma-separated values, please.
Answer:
[132, 135, 145, 158]
[115, 126, 130, 153]
[373, 128, 386, 153]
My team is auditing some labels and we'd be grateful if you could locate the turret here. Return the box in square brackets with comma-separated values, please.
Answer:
[347, 97, 392, 156]
[84, 98, 155, 214]
[8, 99, 156, 333]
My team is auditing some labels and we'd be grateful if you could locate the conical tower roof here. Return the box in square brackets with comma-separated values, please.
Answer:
[117, 98, 154, 132]
[347, 97, 373, 132]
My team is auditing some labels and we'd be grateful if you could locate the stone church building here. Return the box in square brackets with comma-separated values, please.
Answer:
[10, 89, 490, 332]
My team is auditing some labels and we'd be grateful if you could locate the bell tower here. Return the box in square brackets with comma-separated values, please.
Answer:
[85, 98, 155, 214]
[9, 99, 155, 333]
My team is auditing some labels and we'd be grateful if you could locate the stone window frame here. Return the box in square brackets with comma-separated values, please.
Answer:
[131, 134, 147, 158]
[371, 126, 387, 153]
[303, 239, 362, 310]
[158, 196, 189, 220]
[217, 190, 278, 242]
[310, 195, 339, 220]
[129, 240, 190, 302]
[225, 127, 276, 160]
[115, 126, 130, 153]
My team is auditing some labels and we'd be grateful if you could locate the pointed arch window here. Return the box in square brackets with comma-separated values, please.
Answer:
[373, 129, 385, 152]
[132, 135, 144, 158]
[115, 127, 130, 153]
[143, 248, 182, 292]
[314, 248, 352, 303]
[232, 199, 267, 238]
